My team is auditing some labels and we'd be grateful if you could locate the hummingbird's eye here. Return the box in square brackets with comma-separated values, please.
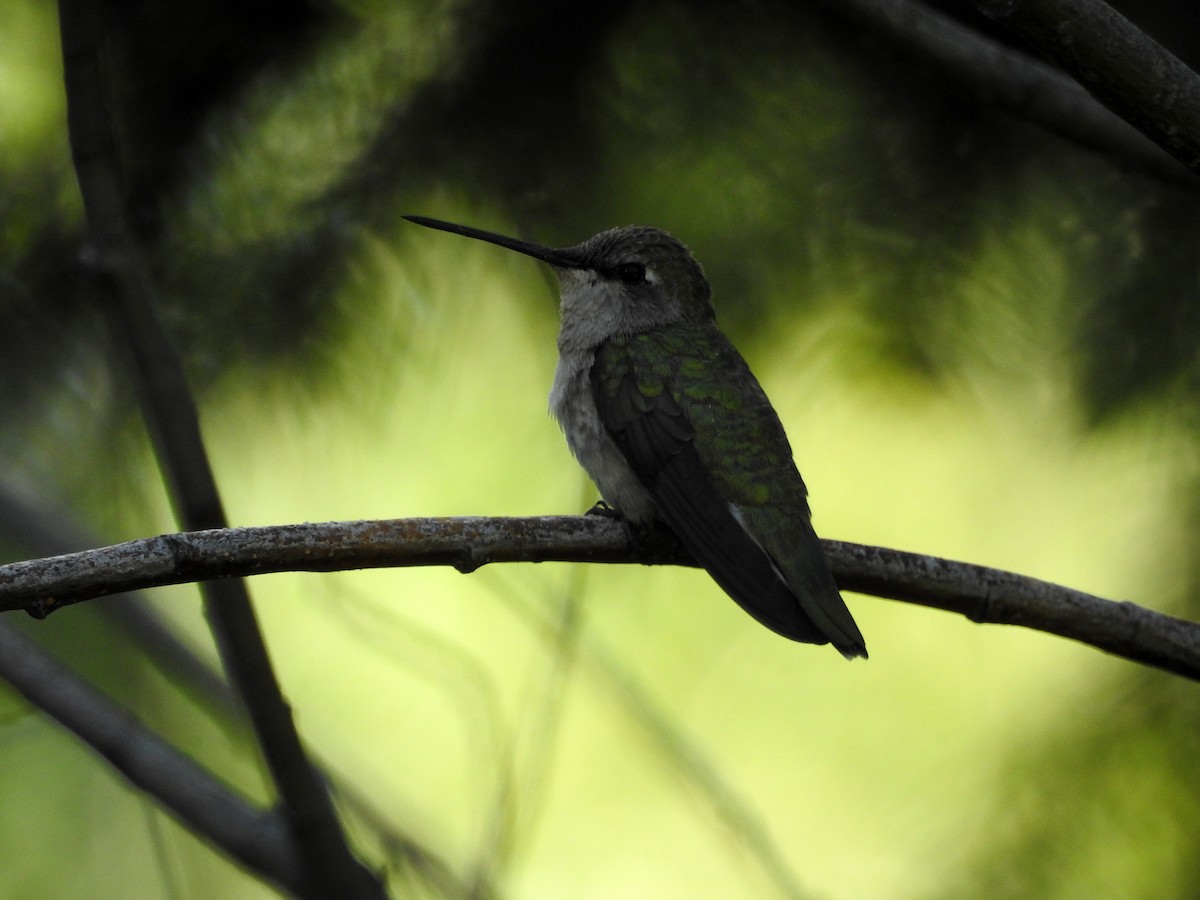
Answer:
[614, 262, 646, 285]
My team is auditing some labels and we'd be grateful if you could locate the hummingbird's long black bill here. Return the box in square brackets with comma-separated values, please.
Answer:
[404, 216, 582, 269]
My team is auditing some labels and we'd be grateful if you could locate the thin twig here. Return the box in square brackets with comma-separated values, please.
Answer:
[821, 0, 1194, 183]
[0, 620, 306, 894]
[491, 575, 814, 898]
[55, 1, 382, 895]
[974, 0, 1200, 174]
[0, 516, 1196, 681]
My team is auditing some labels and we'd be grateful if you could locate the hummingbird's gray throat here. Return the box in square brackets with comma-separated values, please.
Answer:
[405, 215, 867, 659]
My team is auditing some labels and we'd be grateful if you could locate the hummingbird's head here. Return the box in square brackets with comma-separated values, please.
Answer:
[404, 217, 716, 346]
[558, 225, 715, 332]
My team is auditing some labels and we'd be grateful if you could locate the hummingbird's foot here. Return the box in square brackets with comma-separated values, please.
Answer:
[585, 500, 624, 519]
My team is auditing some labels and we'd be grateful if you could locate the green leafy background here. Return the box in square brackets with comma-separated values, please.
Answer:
[1, 0, 1198, 896]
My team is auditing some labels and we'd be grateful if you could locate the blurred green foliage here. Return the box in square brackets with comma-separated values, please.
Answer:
[1, 0, 1198, 897]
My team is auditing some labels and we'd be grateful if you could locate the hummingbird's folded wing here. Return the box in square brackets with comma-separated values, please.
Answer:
[591, 332, 865, 656]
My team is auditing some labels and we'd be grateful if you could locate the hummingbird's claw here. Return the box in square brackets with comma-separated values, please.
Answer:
[585, 500, 623, 519]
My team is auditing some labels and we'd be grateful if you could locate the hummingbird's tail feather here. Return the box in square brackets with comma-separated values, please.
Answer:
[731, 505, 867, 659]
[764, 518, 868, 660]
[649, 445, 863, 653]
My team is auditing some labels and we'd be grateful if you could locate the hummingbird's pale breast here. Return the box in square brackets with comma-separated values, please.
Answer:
[549, 346, 658, 523]
[549, 266, 659, 522]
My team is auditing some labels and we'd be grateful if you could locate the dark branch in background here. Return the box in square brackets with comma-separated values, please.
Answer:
[820, 0, 1194, 183]
[974, 0, 1200, 175]
[0, 622, 306, 895]
[1, 517, 1197, 682]
[55, 2, 382, 896]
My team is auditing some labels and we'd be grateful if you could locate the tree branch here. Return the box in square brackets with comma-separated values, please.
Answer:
[0, 620, 307, 894]
[820, 0, 1194, 182]
[0, 478, 481, 895]
[56, 1, 383, 895]
[1, 516, 1195, 680]
[974, 0, 1200, 174]
[0, 477, 244, 722]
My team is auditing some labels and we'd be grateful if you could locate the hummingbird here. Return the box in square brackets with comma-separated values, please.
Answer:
[404, 215, 867, 659]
